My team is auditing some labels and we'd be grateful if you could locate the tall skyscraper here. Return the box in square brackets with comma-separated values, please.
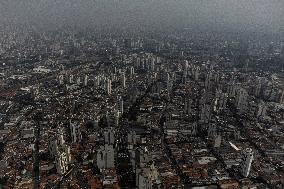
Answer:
[193, 66, 200, 81]
[57, 128, 65, 146]
[97, 145, 115, 170]
[76, 76, 81, 85]
[213, 135, 222, 148]
[236, 88, 248, 113]
[127, 131, 137, 149]
[94, 76, 100, 87]
[281, 43, 284, 71]
[55, 150, 69, 175]
[70, 121, 82, 143]
[241, 148, 254, 177]
[107, 79, 112, 95]
[58, 75, 64, 85]
[84, 75, 88, 86]
[151, 57, 155, 71]
[130, 66, 135, 77]
[200, 104, 212, 124]
[104, 127, 115, 145]
[280, 90, 284, 104]
[256, 101, 267, 118]
[117, 96, 124, 114]
[184, 98, 192, 115]
[208, 123, 216, 138]
[69, 74, 74, 84]
[121, 72, 126, 88]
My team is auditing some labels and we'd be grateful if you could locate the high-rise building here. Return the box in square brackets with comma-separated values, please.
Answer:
[136, 148, 151, 167]
[55, 150, 70, 175]
[97, 145, 115, 170]
[84, 75, 88, 86]
[94, 76, 100, 87]
[205, 72, 213, 90]
[104, 127, 115, 145]
[117, 96, 124, 114]
[184, 98, 192, 115]
[70, 121, 82, 143]
[279, 90, 284, 104]
[115, 110, 120, 127]
[90, 117, 97, 130]
[107, 79, 112, 95]
[214, 91, 228, 113]
[241, 148, 254, 177]
[130, 66, 135, 77]
[48, 128, 66, 158]
[57, 128, 65, 146]
[58, 75, 64, 85]
[236, 88, 248, 113]
[69, 74, 74, 84]
[48, 138, 59, 158]
[127, 131, 137, 149]
[137, 172, 153, 189]
[208, 123, 216, 138]
[256, 101, 267, 118]
[254, 78, 262, 97]
[200, 104, 212, 124]
[193, 66, 200, 81]
[228, 81, 238, 98]
[166, 73, 172, 96]
[213, 135, 222, 148]
[192, 122, 198, 136]
[151, 58, 155, 71]
[76, 76, 81, 85]
[49, 130, 71, 175]
[106, 111, 119, 127]
[281, 42, 284, 70]
[121, 72, 126, 88]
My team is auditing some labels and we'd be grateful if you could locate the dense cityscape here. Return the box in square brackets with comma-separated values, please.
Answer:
[0, 1, 284, 189]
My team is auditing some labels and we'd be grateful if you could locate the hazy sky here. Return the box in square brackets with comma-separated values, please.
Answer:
[0, 0, 283, 33]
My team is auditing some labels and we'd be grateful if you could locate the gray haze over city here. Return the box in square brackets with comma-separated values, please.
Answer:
[1, 1, 284, 189]
[0, 0, 283, 33]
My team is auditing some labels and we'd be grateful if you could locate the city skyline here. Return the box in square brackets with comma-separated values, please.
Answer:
[0, 1, 283, 189]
